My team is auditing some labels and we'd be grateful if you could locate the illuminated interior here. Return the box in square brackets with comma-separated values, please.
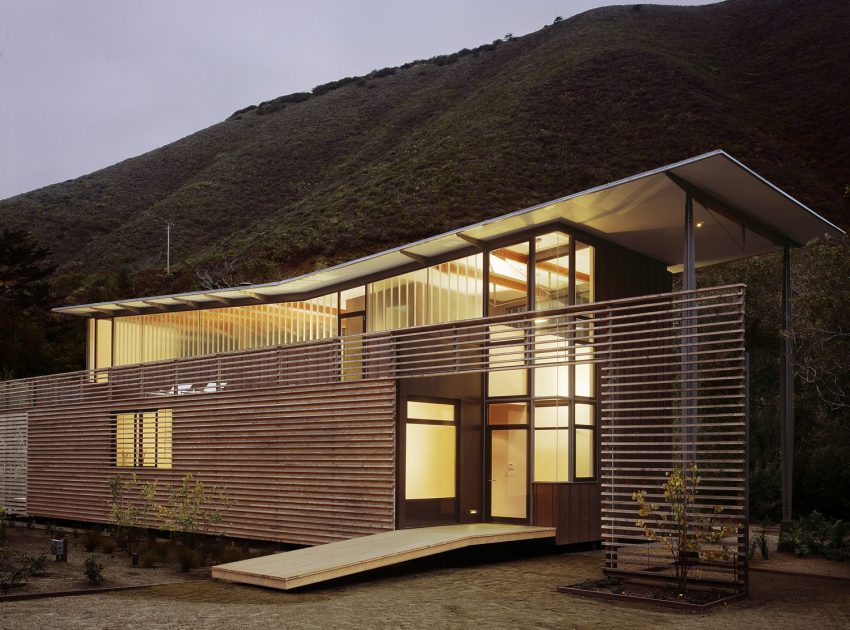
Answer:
[368, 254, 483, 332]
[115, 408, 172, 469]
[405, 400, 456, 500]
[490, 429, 527, 519]
[534, 232, 570, 310]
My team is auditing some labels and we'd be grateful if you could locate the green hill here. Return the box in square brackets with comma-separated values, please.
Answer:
[2, 0, 848, 298]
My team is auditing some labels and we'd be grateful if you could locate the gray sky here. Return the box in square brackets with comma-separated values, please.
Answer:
[0, 0, 718, 200]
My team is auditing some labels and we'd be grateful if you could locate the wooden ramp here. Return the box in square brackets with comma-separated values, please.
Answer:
[212, 523, 556, 590]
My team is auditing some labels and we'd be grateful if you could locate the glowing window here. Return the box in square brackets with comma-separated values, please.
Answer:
[114, 409, 173, 469]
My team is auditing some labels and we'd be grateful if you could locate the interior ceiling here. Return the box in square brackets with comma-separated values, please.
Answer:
[56, 150, 843, 317]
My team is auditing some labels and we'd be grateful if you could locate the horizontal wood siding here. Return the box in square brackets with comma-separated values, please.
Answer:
[595, 241, 672, 302]
[0, 412, 27, 515]
[26, 379, 396, 546]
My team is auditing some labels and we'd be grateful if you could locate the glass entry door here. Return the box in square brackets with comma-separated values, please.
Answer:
[489, 428, 528, 520]
[487, 402, 529, 521]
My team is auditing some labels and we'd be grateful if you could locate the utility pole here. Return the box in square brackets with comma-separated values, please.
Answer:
[166, 222, 172, 275]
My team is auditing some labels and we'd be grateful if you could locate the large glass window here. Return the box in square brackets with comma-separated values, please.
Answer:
[405, 400, 457, 500]
[368, 254, 483, 332]
[114, 408, 172, 469]
[534, 232, 570, 310]
[575, 241, 595, 304]
[488, 243, 529, 315]
[112, 295, 338, 366]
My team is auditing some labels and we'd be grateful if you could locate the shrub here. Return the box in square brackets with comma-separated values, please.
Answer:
[778, 511, 849, 560]
[367, 67, 396, 79]
[177, 547, 195, 573]
[139, 547, 156, 569]
[217, 545, 249, 565]
[157, 474, 229, 544]
[24, 554, 47, 577]
[83, 527, 101, 552]
[0, 550, 45, 592]
[255, 92, 312, 116]
[83, 555, 104, 585]
[312, 76, 360, 96]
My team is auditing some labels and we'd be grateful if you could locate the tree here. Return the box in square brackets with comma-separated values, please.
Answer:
[0, 228, 54, 309]
[632, 463, 740, 594]
[0, 229, 62, 379]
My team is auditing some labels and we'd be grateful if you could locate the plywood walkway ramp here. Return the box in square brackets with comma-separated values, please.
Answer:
[212, 523, 556, 590]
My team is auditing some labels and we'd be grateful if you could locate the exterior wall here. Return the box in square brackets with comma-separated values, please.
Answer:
[26, 379, 396, 546]
[595, 240, 672, 301]
[0, 412, 28, 515]
[532, 482, 600, 545]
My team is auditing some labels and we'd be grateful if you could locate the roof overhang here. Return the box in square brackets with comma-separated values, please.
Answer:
[55, 150, 843, 318]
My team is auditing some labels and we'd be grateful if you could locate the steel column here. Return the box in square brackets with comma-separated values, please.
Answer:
[682, 193, 697, 463]
[779, 245, 794, 522]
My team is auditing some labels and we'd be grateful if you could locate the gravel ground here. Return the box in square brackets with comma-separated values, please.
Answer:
[1, 542, 849, 630]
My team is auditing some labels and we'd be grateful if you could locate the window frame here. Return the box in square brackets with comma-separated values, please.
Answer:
[112, 408, 173, 469]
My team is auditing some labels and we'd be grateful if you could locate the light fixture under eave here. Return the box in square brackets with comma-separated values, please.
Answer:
[534, 318, 549, 324]
[696, 221, 705, 228]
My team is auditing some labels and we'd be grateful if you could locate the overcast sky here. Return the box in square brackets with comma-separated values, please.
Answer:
[0, 0, 718, 200]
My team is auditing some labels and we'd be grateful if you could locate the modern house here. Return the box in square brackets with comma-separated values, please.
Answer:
[0, 150, 842, 591]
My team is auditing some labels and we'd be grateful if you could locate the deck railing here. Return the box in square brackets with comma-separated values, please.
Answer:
[0, 285, 748, 589]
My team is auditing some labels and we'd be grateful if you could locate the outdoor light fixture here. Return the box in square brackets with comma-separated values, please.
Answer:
[696, 221, 705, 228]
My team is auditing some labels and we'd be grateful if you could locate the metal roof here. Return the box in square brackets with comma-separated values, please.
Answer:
[55, 150, 843, 317]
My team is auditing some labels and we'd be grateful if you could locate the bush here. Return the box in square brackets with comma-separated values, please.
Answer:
[312, 76, 360, 96]
[24, 554, 47, 577]
[177, 547, 195, 573]
[779, 511, 849, 560]
[139, 547, 156, 569]
[0, 549, 35, 592]
[83, 527, 101, 552]
[83, 555, 104, 585]
[255, 92, 312, 116]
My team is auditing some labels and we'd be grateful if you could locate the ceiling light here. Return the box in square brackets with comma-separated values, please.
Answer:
[696, 221, 705, 228]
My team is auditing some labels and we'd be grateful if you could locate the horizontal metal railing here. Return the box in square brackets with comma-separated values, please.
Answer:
[0, 285, 744, 413]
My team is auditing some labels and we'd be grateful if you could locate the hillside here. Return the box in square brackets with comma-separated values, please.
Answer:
[1, 0, 849, 298]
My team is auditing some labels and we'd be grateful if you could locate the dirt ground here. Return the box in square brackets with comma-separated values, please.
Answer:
[1, 542, 849, 630]
[0, 525, 209, 595]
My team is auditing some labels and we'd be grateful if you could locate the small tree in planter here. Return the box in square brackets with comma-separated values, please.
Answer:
[157, 474, 230, 567]
[632, 462, 740, 594]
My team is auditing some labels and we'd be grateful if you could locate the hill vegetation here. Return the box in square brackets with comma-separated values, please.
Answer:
[1, 0, 847, 291]
[0, 0, 848, 521]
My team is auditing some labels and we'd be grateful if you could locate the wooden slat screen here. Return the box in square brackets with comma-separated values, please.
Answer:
[0, 285, 747, 569]
[599, 285, 747, 592]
